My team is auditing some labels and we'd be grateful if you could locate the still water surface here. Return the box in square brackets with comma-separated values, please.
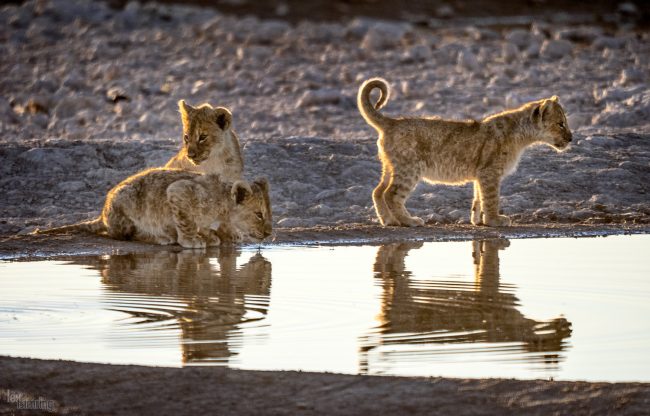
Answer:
[1, 235, 648, 381]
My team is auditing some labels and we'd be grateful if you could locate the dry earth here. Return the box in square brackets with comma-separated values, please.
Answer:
[1, 356, 650, 416]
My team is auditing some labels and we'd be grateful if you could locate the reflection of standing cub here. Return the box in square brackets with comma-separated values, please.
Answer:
[39, 169, 272, 248]
[358, 78, 573, 227]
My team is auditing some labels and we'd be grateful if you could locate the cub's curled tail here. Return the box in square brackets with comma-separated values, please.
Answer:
[357, 77, 391, 131]
[33, 217, 106, 235]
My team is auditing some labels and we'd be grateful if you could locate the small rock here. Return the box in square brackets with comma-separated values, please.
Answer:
[555, 27, 603, 44]
[346, 17, 375, 39]
[308, 204, 333, 216]
[524, 41, 542, 58]
[277, 217, 303, 228]
[297, 89, 343, 108]
[403, 44, 432, 62]
[457, 49, 479, 71]
[614, 68, 644, 86]
[315, 189, 345, 201]
[24, 98, 49, 115]
[58, 180, 87, 192]
[505, 29, 530, 49]
[106, 87, 129, 103]
[540, 39, 573, 60]
[502, 43, 518, 63]
[593, 36, 625, 50]
[361, 21, 411, 50]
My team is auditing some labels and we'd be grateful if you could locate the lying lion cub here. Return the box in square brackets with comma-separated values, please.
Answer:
[38, 168, 272, 248]
[358, 78, 572, 227]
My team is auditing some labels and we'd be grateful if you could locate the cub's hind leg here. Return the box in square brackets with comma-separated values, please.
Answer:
[471, 182, 483, 226]
[476, 173, 511, 227]
[372, 165, 398, 226]
[103, 203, 136, 240]
[167, 181, 207, 249]
[383, 167, 424, 227]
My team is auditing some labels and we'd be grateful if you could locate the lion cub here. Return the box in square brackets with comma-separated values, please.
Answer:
[358, 78, 572, 227]
[165, 100, 244, 181]
[39, 169, 272, 248]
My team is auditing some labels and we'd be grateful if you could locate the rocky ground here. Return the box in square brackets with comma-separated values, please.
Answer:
[1, 1, 650, 414]
[1, 0, 649, 236]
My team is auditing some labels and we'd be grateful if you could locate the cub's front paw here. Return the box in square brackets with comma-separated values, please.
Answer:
[403, 216, 425, 227]
[206, 234, 221, 247]
[178, 237, 207, 249]
[484, 215, 511, 227]
[471, 215, 484, 226]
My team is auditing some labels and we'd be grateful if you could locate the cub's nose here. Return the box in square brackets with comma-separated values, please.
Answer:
[263, 224, 273, 238]
[188, 150, 197, 159]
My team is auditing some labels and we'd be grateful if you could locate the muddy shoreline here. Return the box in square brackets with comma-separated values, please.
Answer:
[1, 223, 649, 260]
[1, 355, 649, 415]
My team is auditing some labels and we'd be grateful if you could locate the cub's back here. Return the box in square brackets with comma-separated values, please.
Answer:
[104, 168, 200, 215]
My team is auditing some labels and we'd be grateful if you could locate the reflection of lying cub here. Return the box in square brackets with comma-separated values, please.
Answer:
[38, 168, 272, 248]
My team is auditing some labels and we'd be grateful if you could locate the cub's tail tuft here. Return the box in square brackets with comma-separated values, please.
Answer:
[357, 78, 391, 131]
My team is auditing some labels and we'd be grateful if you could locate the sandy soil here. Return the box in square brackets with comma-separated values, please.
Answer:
[1, 0, 650, 414]
[2, 356, 650, 416]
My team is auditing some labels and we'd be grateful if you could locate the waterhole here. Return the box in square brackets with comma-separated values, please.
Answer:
[1, 235, 648, 381]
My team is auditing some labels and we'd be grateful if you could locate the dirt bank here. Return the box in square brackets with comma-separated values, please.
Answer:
[1, 355, 649, 415]
[1, 223, 648, 260]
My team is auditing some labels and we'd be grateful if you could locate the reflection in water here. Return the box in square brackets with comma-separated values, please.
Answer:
[360, 240, 572, 374]
[76, 248, 272, 364]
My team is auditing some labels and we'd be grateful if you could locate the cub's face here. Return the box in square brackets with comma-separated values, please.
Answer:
[533, 97, 572, 151]
[178, 100, 233, 165]
[232, 178, 273, 243]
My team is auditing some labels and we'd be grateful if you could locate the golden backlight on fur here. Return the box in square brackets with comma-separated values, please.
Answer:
[358, 77, 572, 227]
[166, 100, 245, 181]
[38, 169, 272, 248]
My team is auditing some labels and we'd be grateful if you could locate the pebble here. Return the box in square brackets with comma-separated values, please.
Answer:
[296, 89, 344, 108]
[505, 29, 530, 49]
[457, 49, 479, 72]
[276, 217, 303, 228]
[58, 180, 87, 192]
[540, 39, 573, 60]
[360, 21, 411, 50]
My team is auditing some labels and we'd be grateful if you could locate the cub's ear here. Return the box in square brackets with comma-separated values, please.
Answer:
[231, 180, 252, 204]
[178, 100, 194, 124]
[531, 104, 542, 123]
[550, 95, 559, 102]
[253, 177, 269, 193]
[214, 107, 232, 131]
[178, 100, 194, 115]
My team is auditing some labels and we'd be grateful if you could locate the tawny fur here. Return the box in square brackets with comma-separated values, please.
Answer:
[165, 100, 244, 181]
[37, 168, 272, 248]
[358, 77, 573, 227]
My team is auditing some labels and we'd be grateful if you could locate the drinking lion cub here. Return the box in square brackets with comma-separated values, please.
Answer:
[358, 78, 572, 227]
[38, 168, 272, 248]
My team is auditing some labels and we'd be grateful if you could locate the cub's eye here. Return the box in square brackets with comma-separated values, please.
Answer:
[558, 122, 565, 129]
[198, 134, 207, 143]
[183, 134, 189, 143]
[255, 212, 264, 221]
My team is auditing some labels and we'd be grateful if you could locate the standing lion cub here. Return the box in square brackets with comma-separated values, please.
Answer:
[38, 169, 272, 248]
[358, 78, 572, 227]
